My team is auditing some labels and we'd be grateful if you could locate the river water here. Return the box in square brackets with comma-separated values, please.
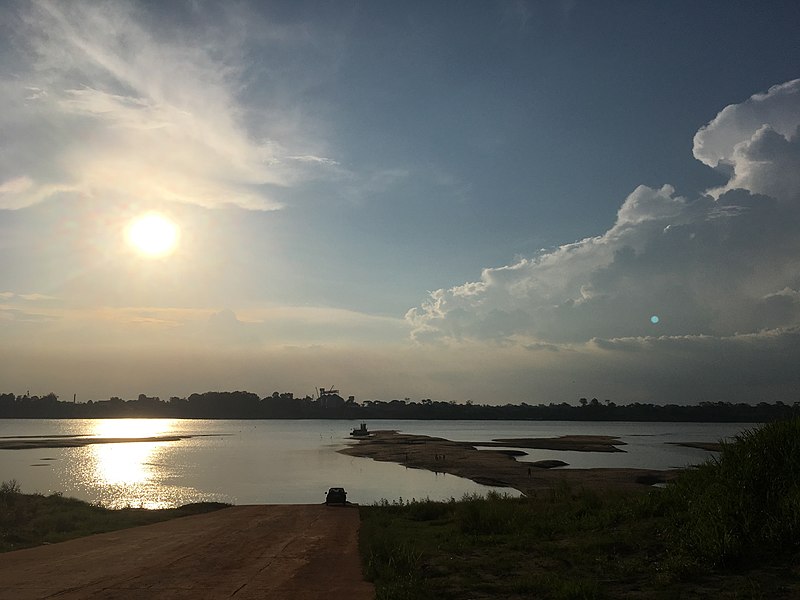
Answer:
[0, 419, 751, 508]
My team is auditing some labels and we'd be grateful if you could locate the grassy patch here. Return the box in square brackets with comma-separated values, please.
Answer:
[360, 489, 655, 599]
[0, 480, 229, 553]
[360, 418, 800, 599]
[655, 418, 800, 572]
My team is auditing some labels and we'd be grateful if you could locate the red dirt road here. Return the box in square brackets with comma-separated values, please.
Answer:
[0, 505, 375, 600]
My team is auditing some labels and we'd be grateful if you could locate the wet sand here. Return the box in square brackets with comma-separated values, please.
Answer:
[339, 430, 679, 495]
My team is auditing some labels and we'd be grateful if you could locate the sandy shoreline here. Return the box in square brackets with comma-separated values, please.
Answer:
[339, 430, 681, 495]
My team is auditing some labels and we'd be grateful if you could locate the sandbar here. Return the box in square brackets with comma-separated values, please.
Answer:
[483, 435, 626, 452]
[668, 441, 723, 452]
[339, 430, 679, 495]
[0, 434, 221, 450]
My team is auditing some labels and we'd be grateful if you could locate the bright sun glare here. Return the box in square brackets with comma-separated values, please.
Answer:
[126, 213, 179, 258]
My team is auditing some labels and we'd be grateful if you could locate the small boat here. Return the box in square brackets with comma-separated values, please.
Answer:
[351, 423, 370, 437]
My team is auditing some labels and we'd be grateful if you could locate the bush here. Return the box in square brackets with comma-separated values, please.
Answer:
[661, 417, 800, 568]
[0, 480, 21, 496]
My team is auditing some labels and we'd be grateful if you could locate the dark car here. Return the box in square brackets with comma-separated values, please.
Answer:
[325, 487, 347, 505]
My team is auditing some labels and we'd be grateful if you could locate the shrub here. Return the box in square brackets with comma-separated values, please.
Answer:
[0, 480, 21, 496]
[661, 417, 800, 568]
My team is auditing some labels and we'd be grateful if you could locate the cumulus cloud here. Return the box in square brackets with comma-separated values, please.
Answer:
[407, 80, 800, 345]
[693, 79, 800, 202]
[0, 1, 338, 211]
[693, 80, 800, 168]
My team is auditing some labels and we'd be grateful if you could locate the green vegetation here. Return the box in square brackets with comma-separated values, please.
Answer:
[360, 418, 800, 599]
[0, 480, 229, 553]
[658, 417, 800, 573]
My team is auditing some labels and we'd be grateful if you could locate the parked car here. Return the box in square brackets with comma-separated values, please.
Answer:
[325, 487, 347, 505]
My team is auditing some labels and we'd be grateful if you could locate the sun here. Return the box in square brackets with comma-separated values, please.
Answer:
[126, 213, 179, 258]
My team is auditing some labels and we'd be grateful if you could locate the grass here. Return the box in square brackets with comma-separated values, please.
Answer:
[0, 480, 229, 553]
[360, 490, 662, 599]
[359, 418, 800, 599]
[655, 417, 800, 573]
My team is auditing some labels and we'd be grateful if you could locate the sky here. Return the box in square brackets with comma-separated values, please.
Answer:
[1, 0, 799, 405]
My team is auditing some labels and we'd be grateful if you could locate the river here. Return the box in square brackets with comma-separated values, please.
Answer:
[0, 419, 751, 508]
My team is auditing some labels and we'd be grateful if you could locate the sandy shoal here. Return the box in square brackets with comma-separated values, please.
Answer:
[339, 430, 680, 495]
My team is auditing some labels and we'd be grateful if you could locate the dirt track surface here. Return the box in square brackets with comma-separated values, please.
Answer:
[0, 505, 374, 600]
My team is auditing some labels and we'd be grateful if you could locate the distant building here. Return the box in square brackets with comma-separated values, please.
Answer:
[318, 386, 345, 409]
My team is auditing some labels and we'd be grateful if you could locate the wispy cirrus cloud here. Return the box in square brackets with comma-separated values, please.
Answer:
[0, 291, 58, 302]
[0, 0, 340, 211]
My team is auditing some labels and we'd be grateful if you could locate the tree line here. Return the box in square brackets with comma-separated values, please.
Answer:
[0, 391, 797, 422]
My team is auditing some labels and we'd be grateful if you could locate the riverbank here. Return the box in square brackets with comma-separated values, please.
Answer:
[339, 430, 680, 494]
[359, 418, 800, 599]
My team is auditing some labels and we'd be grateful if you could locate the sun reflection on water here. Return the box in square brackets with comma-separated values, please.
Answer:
[91, 418, 174, 440]
[86, 419, 177, 509]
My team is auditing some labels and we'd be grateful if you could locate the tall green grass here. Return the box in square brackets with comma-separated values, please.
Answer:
[455, 490, 523, 535]
[659, 417, 800, 570]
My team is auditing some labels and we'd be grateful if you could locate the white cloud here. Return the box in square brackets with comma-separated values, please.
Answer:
[287, 155, 340, 167]
[713, 124, 800, 202]
[0, 176, 49, 210]
[693, 79, 800, 201]
[408, 80, 800, 345]
[0, 1, 338, 211]
[0, 176, 33, 194]
[693, 79, 800, 168]
[0, 305, 57, 322]
[0, 302, 407, 351]
[0, 291, 58, 302]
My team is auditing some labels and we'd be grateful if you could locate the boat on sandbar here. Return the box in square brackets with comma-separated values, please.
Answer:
[351, 423, 370, 437]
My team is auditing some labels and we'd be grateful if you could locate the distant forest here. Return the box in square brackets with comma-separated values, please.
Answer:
[0, 391, 797, 422]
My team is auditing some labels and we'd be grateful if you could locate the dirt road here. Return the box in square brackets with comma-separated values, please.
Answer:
[0, 505, 375, 600]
